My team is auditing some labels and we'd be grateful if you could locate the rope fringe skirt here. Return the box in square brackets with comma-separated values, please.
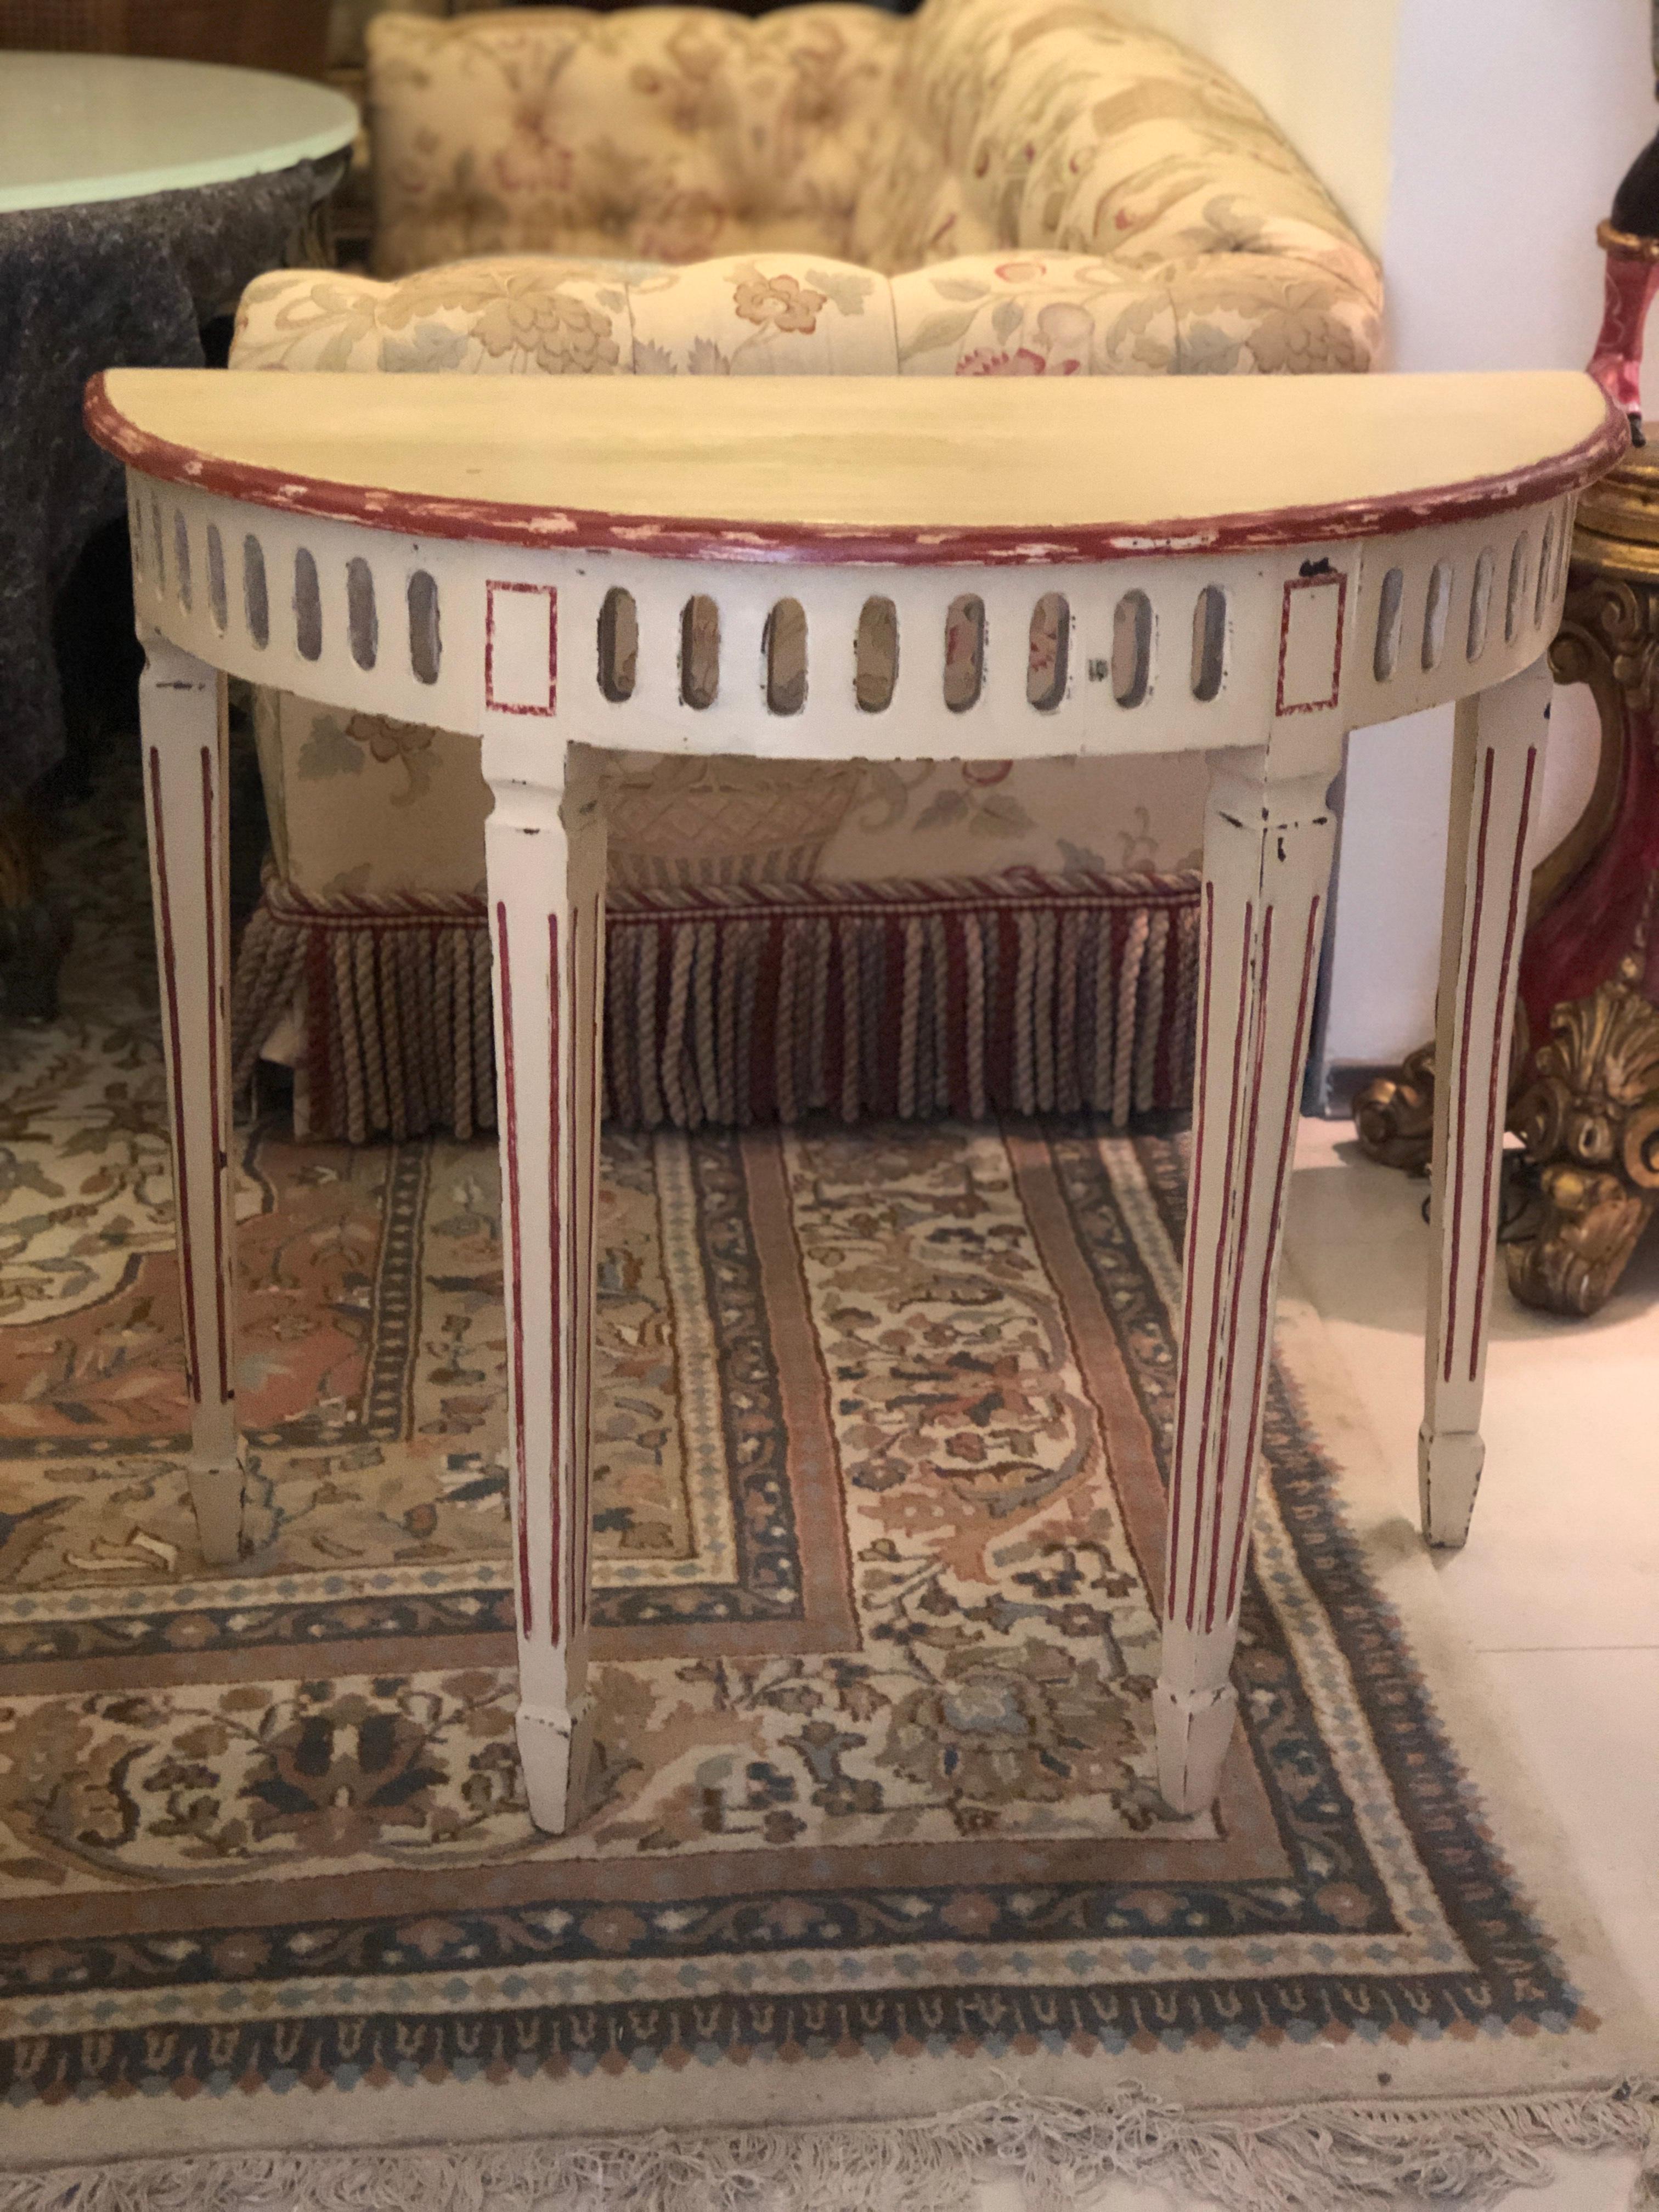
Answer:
[232, 869, 1202, 1143]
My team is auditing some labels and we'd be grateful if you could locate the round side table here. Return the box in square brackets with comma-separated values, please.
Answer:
[0, 53, 354, 216]
[0, 53, 356, 1017]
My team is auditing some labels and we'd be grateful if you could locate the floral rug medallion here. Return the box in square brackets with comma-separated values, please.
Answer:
[0, 763, 1650, 2181]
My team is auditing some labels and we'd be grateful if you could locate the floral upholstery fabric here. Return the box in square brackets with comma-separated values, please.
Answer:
[368, 5, 909, 276]
[239, 257, 637, 374]
[236, 252, 899, 375]
[256, 687, 1207, 902]
[891, 248, 1370, 377]
[360, 0, 1379, 380]
[250, 0, 1381, 381]
[236, 238, 1365, 383]
[850, 0, 1376, 373]
[628, 253, 898, 374]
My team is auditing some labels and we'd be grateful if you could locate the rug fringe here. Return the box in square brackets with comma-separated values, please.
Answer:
[4, 2082, 1654, 2212]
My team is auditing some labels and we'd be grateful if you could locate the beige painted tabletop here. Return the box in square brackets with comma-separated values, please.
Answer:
[88, 368, 1622, 559]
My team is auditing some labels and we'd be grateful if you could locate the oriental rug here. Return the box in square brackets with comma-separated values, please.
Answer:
[0, 760, 1650, 2206]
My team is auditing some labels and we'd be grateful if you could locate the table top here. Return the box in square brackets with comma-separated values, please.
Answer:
[0, 54, 357, 216]
[86, 368, 1625, 566]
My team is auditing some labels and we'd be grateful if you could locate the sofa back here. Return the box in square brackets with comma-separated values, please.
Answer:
[848, 0, 1368, 283]
[367, 3, 907, 276]
[366, 0, 1367, 294]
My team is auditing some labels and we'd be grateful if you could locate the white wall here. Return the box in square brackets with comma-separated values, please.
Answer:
[1125, 0, 1656, 1088]
[1117, 0, 1401, 250]
[1321, 0, 1655, 1083]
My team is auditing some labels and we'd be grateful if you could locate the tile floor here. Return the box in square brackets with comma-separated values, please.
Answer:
[1273, 1122, 1657, 2212]
[1286, 1120, 1659, 2034]
[988, 1120, 1659, 2212]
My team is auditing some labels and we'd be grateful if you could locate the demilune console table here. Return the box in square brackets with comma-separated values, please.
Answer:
[85, 368, 1624, 1831]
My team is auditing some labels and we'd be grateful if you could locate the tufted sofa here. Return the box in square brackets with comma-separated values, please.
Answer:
[230, 0, 1381, 1143]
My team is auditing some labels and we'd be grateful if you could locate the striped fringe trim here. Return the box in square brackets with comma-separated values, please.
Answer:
[232, 868, 1201, 1144]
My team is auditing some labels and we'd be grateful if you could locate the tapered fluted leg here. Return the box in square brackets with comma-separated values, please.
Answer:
[1420, 657, 1550, 1546]
[1156, 752, 1337, 1815]
[138, 631, 242, 1566]
[484, 747, 606, 1834]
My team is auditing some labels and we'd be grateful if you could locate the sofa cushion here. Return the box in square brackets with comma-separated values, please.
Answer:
[236, 236, 1373, 384]
[234, 256, 640, 371]
[235, 250, 900, 374]
[627, 252, 899, 372]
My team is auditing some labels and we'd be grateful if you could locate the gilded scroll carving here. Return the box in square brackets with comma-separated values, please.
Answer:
[1355, 513, 1659, 1313]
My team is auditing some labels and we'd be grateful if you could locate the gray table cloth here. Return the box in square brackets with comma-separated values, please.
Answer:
[0, 162, 323, 806]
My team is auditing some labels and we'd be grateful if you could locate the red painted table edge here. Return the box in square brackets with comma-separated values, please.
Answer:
[84, 371, 1630, 569]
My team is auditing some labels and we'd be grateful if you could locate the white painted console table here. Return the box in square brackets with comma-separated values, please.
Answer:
[86, 368, 1623, 1830]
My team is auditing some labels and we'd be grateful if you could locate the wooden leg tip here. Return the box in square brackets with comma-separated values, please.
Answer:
[1153, 1679, 1236, 1815]
[517, 1696, 596, 1836]
[187, 1460, 245, 1567]
[1418, 1426, 1483, 1549]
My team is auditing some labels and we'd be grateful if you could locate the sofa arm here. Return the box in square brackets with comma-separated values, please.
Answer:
[892, 247, 1379, 376]
[852, 0, 1383, 371]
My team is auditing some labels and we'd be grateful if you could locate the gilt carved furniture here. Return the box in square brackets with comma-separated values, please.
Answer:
[1355, 110, 1659, 1317]
[1502, 453, 1659, 1314]
[1353, 468, 1659, 1324]
[87, 362, 1622, 1827]
[225, 0, 1381, 1139]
